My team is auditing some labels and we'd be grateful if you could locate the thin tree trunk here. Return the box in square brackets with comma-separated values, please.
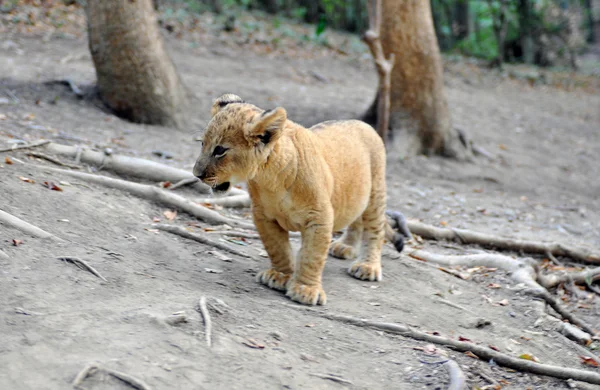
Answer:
[519, 0, 535, 64]
[363, 0, 465, 158]
[455, 0, 470, 40]
[488, 0, 509, 68]
[86, 0, 188, 128]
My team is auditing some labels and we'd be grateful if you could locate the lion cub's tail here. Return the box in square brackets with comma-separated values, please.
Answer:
[385, 211, 412, 253]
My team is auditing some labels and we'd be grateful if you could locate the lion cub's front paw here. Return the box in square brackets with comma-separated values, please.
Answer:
[348, 261, 382, 282]
[329, 241, 358, 260]
[256, 268, 291, 291]
[285, 281, 327, 305]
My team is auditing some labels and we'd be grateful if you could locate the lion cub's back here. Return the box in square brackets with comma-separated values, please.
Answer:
[309, 119, 384, 158]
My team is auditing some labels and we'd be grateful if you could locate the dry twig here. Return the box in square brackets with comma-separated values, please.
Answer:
[153, 224, 253, 258]
[284, 304, 600, 385]
[0, 140, 50, 153]
[58, 257, 107, 282]
[72, 363, 151, 390]
[196, 194, 252, 208]
[26, 151, 81, 169]
[0, 209, 61, 241]
[168, 177, 200, 190]
[196, 297, 212, 347]
[407, 220, 600, 265]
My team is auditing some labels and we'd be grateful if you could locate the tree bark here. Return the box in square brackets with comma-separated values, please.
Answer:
[518, 0, 535, 64]
[455, 0, 470, 40]
[86, 0, 188, 128]
[363, 0, 464, 158]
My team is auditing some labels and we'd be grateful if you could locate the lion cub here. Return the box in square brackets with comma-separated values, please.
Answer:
[194, 94, 394, 305]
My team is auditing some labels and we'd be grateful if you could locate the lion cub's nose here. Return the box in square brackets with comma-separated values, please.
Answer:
[193, 162, 207, 180]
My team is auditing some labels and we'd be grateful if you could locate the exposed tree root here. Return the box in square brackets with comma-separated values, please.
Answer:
[196, 194, 252, 208]
[58, 256, 107, 282]
[284, 304, 600, 385]
[168, 177, 200, 191]
[538, 267, 600, 289]
[444, 359, 467, 390]
[409, 250, 598, 336]
[153, 224, 253, 258]
[206, 230, 261, 240]
[0, 209, 62, 241]
[41, 142, 232, 195]
[0, 140, 50, 152]
[406, 220, 600, 265]
[72, 363, 151, 390]
[196, 297, 212, 348]
[26, 165, 254, 229]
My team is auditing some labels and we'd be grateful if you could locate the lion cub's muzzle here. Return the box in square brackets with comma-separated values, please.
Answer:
[193, 159, 231, 196]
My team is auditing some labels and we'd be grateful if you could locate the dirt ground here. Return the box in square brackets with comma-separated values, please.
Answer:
[1, 7, 600, 390]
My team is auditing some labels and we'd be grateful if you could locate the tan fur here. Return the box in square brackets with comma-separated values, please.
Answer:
[193, 94, 392, 305]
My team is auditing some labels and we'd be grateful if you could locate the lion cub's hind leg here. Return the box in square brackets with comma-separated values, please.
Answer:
[329, 219, 363, 260]
[348, 187, 385, 282]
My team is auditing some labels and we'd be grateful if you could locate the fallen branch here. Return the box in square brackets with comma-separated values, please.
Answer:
[43, 142, 249, 195]
[206, 230, 261, 240]
[196, 194, 251, 208]
[26, 165, 254, 229]
[538, 267, 600, 289]
[72, 363, 151, 390]
[154, 224, 254, 258]
[0, 140, 50, 153]
[407, 220, 600, 265]
[409, 250, 598, 336]
[0, 209, 61, 241]
[309, 373, 354, 386]
[284, 304, 600, 385]
[58, 257, 107, 282]
[26, 151, 81, 169]
[196, 297, 212, 348]
[444, 359, 467, 390]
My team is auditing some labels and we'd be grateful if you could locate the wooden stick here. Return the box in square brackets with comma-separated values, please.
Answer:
[26, 164, 254, 229]
[284, 304, 600, 385]
[58, 257, 107, 282]
[0, 140, 50, 153]
[206, 231, 261, 240]
[197, 297, 212, 348]
[407, 220, 600, 265]
[72, 363, 151, 390]
[444, 359, 467, 390]
[0, 209, 61, 241]
[26, 151, 81, 169]
[153, 224, 253, 258]
[168, 177, 199, 191]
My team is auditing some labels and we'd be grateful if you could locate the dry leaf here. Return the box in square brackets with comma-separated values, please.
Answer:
[144, 228, 159, 234]
[242, 338, 265, 349]
[12, 239, 23, 246]
[19, 176, 34, 183]
[163, 210, 177, 221]
[518, 353, 539, 362]
[488, 345, 500, 352]
[499, 144, 507, 150]
[152, 217, 160, 223]
[23, 113, 35, 120]
[580, 356, 599, 367]
[305, 324, 315, 328]
[160, 181, 172, 188]
[5, 156, 13, 165]
[42, 181, 63, 191]
[497, 299, 510, 306]
[487, 283, 501, 289]
[458, 336, 472, 342]
[464, 351, 479, 359]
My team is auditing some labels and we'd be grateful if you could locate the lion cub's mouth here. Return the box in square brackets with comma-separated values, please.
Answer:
[212, 181, 231, 195]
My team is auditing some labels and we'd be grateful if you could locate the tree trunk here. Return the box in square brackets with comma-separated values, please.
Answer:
[363, 0, 464, 158]
[518, 0, 535, 64]
[86, 0, 188, 128]
[455, 0, 470, 40]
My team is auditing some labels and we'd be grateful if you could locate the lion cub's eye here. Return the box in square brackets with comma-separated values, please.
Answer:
[212, 145, 229, 158]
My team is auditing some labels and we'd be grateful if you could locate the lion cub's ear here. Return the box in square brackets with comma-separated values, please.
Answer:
[211, 94, 244, 117]
[245, 107, 287, 146]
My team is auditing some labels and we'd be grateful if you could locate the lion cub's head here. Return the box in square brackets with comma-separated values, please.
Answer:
[193, 94, 287, 195]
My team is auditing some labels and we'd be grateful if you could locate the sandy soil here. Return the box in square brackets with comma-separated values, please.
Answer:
[1, 10, 600, 390]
